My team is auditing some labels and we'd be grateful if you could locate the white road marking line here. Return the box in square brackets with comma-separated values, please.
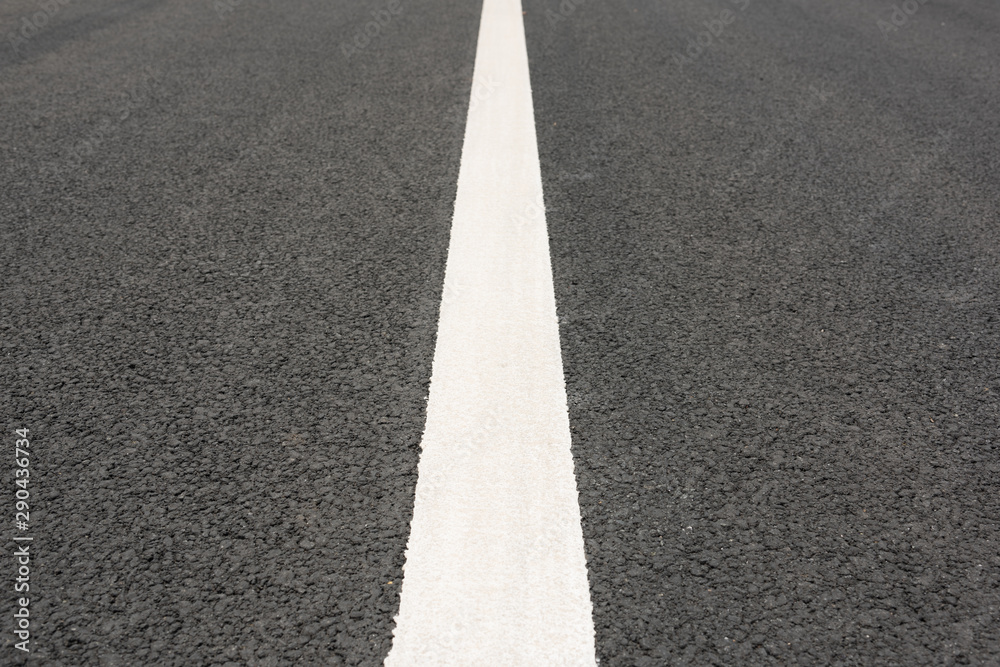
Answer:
[385, 0, 596, 664]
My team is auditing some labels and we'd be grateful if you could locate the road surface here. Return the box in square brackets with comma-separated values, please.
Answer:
[1, 0, 998, 664]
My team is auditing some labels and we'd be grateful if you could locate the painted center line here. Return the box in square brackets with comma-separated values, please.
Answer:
[385, 0, 596, 664]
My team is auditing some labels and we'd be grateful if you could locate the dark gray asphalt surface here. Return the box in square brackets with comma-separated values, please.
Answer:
[2, 0, 478, 663]
[527, 0, 1000, 664]
[1, 0, 998, 665]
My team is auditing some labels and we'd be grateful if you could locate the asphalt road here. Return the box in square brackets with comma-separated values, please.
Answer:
[2, 0, 999, 665]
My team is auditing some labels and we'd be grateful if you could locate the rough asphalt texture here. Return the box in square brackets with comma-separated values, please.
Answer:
[2, 0, 478, 663]
[527, 0, 1000, 664]
[1, 0, 998, 665]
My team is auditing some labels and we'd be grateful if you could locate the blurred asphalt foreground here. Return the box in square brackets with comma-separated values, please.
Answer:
[1, 0, 998, 664]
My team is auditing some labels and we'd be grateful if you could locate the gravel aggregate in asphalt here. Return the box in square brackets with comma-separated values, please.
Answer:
[2, 0, 999, 664]
[2, 0, 479, 663]
[526, 0, 999, 664]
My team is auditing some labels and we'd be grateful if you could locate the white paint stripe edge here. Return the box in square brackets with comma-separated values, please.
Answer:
[385, 0, 596, 664]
